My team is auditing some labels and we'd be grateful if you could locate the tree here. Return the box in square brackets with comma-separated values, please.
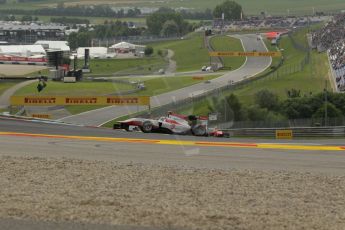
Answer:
[146, 8, 190, 36]
[144, 46, 154, 56]
[312, 103, 343, 119]
[160, 20, 179, 37]
[68, 31, 91, 50]
[67, 32, 78, 50]
[213, 0, 242, 20]
[21, 15, 32, 22]
[255, 89, 279, 110]
[208, 94, 245, 121]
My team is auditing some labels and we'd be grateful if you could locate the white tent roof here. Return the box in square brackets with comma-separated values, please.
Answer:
[76, 47, 110, 58]
[77, 47, 108, 55]
[0, 45, 46, 56]
[110, 41, 136, 49]
[35, 40, 70, 52]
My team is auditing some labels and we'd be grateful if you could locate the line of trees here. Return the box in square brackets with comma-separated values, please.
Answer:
[208, 89, 345, 124]
[67, 21, 146, 49]
[213, 0, 242, 20]
[146, 7, 195, 36]
[1, 0, 243, 21]
[0, 4, 142, 18]
[51, 17, 90, 25]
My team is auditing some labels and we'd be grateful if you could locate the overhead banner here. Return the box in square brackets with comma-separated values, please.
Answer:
[10, 96, 150, 106]
[209, 51, 281, 57]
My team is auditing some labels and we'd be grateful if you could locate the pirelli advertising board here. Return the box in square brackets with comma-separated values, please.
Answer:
[209, 51, 282, 57]
[10, 96, 150, 106]
[275, 130, 293, 139]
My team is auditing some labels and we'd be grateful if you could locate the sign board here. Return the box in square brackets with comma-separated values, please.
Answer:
[31, 114, 51, 119]
[209, 51, 282, 57]
[0, 56, 47, 63]
[63, 77, 76, 83]
[275, 130, 293, 139]
[10, 96, 150, 106]
[209, 113, 218, 121]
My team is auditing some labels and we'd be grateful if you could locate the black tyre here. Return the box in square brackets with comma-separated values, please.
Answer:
[140, 121, 153, 133]
[191, 125, 207, 136]
[121, 124, 130, 132]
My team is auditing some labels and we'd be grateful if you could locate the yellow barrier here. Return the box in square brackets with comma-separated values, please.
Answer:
[209, 51, 282, 57]
[10, 96, 150, 106]
[276, 130, 293, 139]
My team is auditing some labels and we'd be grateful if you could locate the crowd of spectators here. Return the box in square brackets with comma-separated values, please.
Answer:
[312, 14, 345, 91]
[214, 16, 324, 30]
[311, 14, 345, 51]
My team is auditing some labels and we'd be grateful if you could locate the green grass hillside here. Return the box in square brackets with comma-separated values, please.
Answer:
[150, 35, 210, 72]
[14, 81, 133, 96]
[209, 36, 245, 70]
[80, 57, 166, 76]
[179, 28, 332, 116]
[0, 82, 17, 96]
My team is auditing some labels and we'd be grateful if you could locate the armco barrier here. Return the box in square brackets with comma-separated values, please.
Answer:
[224, 127, 345, 138]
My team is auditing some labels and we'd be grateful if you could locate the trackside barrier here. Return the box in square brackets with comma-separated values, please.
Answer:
[223, 127, 345, 138]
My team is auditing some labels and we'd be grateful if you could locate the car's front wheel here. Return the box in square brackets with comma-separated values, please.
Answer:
[140, 121, 153, 133]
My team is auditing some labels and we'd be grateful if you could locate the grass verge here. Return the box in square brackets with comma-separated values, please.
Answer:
[209, 35, 245, 70]
[82, 57, 166, 76]
[14, 81, 134, 96]
[0, 82, 17, 96]
[150, 34, 210, 72]
[178, 29, 331, 115]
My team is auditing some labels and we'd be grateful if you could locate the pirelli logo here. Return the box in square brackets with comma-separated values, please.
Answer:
[107, 97, 139, 104]
[10, 96, 150, 106]
[276, 130, 293, 139]
[65, 97, 98, 104]
[31, 114, 51, 119]
[24, 97, 56, 105]
[209, 51, 281, 57]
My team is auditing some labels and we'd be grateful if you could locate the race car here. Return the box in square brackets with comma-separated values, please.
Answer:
[113, 113, 208, 136]
[208, 128, 230, 138]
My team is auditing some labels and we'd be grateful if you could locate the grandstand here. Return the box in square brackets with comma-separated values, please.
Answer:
[312, 14, 345, 91]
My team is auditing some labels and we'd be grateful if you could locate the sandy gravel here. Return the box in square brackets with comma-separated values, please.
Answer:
[1, 156, 345, 230]
[0, 65, 46, 76]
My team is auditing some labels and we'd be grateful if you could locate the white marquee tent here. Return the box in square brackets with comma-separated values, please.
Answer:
[76, 47, 116, 59]
[0, 45, 46, 57]
[35, 40, 70, 52]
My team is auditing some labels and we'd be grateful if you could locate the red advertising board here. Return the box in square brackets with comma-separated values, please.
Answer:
[0, 56, 47, 63]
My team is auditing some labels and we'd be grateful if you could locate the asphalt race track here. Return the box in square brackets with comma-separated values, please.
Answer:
[59, 34, 272, 126]
[1, 117, 345, 175]
[2, 117, 345, 230]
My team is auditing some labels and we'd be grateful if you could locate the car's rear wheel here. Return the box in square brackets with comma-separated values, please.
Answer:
[140, 121, 153, 133]
[191, 125, 207, 136]
[121, 124, 130, 132]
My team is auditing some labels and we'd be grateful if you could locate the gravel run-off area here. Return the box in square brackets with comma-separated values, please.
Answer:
[0, 65, 47, 76]
[1, 156, 345, 230]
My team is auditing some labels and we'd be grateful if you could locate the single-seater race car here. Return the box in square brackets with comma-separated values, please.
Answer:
[208, 127, 230, 138]
[113, 113, 209, 136]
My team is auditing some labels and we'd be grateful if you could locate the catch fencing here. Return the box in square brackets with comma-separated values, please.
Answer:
[224, 126, 345, 138]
